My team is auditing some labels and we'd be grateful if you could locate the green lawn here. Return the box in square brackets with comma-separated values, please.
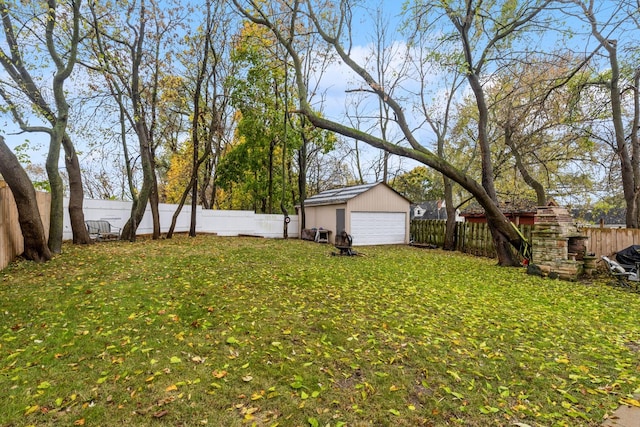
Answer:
[1, 236, 639, 426]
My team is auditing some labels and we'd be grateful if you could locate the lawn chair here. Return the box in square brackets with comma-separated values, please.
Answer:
[601, 256, 639, 290]
[85, 220, 121, 241]
[333, 230, 356, 256]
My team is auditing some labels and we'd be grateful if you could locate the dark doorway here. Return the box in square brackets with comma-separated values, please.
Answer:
[336, 209, 345, 233]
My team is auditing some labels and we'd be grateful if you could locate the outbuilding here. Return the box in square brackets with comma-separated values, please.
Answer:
[301, 182, 411, 246]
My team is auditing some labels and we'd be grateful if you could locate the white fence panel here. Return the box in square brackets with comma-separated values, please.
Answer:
[254, 214, 298, 239]
[62, 198, 298, 240]
[200, 210, 257, 236]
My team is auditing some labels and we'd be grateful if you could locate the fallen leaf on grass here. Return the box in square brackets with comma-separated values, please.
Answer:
[37, 381, 51, 390]
[153, 410, 168, 418]
[212, 370, 227, 378]
[24, 405, 40, 415]
[620, 397, 640, 407]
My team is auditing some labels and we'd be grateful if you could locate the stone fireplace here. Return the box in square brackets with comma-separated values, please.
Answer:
[530, 204, 586, 280]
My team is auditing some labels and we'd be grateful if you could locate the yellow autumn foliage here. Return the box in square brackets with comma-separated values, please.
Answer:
[163, 143, 193, 204]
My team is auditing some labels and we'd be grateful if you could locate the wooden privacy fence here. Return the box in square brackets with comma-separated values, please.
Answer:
[411, 219, 532, 258]
[411, 219, 639, 260]
[580, 227, 640, 258]
[0, 182, 50, 270]
[410, 218, 447, 248]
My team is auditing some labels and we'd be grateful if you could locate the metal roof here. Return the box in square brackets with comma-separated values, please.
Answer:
[303, 182, 380, 207]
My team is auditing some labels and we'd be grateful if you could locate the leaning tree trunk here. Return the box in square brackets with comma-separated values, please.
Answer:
[484, 202, 521, 267]
[504, 126, 546, 206]
[62, 134, 92, 244]
[120, 123, 155, 241]
[0, 136, 52, 262]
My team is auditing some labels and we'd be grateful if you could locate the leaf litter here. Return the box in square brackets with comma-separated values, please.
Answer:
[1, 235, 639, 426]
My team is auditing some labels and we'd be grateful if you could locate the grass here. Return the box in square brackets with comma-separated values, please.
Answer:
[1, 235, 640, 426]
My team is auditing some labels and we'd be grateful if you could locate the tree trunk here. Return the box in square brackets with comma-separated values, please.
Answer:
[167, 176, 194, 239]
[467, 72, 497, 202]
[150, 178, 161, 239]
[190, 173, 198, 237]
[63, 134, 92, 244]
[121, 198, 140, 241]
[167, 140, 214, 239]
[121, 124, 155, 241]
[268, 138, 275, 214]
[504, 126, 546, 205]
[632, 68, 640, 226]
[45, 131, 64, 254]
[0, 136, 52, 262]
[297, 142, 307, 230]
[442, 176, 456, 251]
[148, 151, 161, 240]
[608, 45, 636, 228]
[47, 0, 82, 252]
[579, 3, 637, 228]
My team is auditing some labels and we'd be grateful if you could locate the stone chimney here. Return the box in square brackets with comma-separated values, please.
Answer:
[530, 204, 586, 280]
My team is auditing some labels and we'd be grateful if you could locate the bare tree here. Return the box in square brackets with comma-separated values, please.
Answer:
[561, 0, 640, 227]
[230, 0, 563, 265]
[87, 0, 184, 240]
[0, 0, 91, 251]
[166, 0, 235, 238]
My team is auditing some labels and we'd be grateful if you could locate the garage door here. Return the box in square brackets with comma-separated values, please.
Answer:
[350, 212, 406, 245]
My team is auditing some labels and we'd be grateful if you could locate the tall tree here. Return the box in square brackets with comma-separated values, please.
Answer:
[231, 0, 561, 265]
[165, 0, 236, 238]
[450, 56, 599, 206]
[87, 0, 183, 240]
[562, 0, 640, 227]
[431, 0, 554, 262]
[222, 20, 296, 214]
[0, 0, 91, 251]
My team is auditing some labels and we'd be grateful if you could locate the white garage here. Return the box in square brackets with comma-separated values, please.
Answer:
[300, 182, 411, 246]
[350, 212, 407, 245]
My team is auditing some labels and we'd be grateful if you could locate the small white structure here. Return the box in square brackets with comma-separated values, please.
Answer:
[301, 182, 411, 246]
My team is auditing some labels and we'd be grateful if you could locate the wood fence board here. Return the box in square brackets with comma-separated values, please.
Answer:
[413, 218, 640, 260]
[0, 184, 51, 270]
